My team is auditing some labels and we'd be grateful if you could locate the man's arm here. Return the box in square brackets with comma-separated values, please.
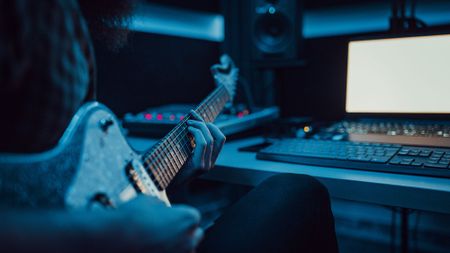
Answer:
[0, 196, 203, 253]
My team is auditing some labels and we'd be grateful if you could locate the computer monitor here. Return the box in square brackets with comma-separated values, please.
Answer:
[345, 34, 450, 114]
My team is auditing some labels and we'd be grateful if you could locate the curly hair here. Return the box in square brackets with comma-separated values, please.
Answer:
[0, 0, 134, 152]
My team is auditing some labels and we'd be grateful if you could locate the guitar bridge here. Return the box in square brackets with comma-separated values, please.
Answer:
[126, 160, 161, 196]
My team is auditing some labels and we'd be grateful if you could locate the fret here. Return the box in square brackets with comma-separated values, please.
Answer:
[201, 108, 209, 122]
[168, 128, 189, 166]
[144, 161, 164, 188]
[208, 105, 216, 119]
[141, 84, 233, 190]
[163, 156, 176, 182]
[160, 129, 191, 179]
[164, 134, 188, 179]
[168, 137, 186, 172]
[212, 92, 223, 116]
[144, 159, 167, 188]
[149, 146, 171, 185]
[159, 140, 178, 178]
[199, 89, 223, 122]
[148, 159, 169, 188]
[179, 135, 192, 156]
[168, 148, 181, 169]
[214, 87, 226, 113]
[197, 90, 217, 122]
[174, 141, 187, 161]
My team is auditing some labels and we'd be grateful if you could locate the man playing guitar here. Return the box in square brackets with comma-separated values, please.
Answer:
[0, 0, 338, 252]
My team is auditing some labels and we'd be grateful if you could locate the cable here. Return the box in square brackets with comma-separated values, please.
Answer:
[411, 0, 416, 17]
[413, 211, 421, 253]
[390, 0, 427, 32]
[390, 207, 398, 253]
[400, 0, 406, 20]
[392, 0, 399, 19]
[237, 74, 256, 111]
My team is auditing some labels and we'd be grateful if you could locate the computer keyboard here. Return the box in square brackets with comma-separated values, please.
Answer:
[257, 139, 450, 178]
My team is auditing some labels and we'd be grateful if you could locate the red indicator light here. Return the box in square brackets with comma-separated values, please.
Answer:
[144, 113, 152, 120]
[169, 114, 175, 121]
[180, 116, 185, 120]
[237, 112, 244, 118]
[157, 114, 163, 120]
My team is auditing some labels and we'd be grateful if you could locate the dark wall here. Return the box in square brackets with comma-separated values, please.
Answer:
[95, 33, 220, 116]
[277, 36, 350, 121]
[94, 2, 450, 120]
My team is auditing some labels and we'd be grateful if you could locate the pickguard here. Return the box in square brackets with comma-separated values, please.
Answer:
[65, 105, 168, 208]
[0, 103, 168, 209]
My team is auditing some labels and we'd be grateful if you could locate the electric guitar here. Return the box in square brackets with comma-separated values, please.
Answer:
[0, 55, 238, 209]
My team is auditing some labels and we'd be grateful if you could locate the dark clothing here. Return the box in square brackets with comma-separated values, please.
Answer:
[199, 174, 339, 253]
[0, 0, 95, 153]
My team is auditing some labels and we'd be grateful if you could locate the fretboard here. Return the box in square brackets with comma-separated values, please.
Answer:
[141, 85, 231, 190]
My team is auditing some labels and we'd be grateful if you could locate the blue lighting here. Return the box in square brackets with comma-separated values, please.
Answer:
[269, 6, 276, 15]
[303, 3, 391, 38]
[130, 3, 224, 42]
[130, 1, 450, 41]
[303, 1, 450, 38]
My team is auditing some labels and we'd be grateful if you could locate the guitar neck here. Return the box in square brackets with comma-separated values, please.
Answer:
[141, 85, 230, 190]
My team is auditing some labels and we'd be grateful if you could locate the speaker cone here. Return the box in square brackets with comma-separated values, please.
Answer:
[253, 11, 293, 54]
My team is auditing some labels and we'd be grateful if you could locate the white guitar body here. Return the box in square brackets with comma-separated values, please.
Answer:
[0, 103, 169, 209]
[65, 103, 170, 208]
[0, 55, 237, 209]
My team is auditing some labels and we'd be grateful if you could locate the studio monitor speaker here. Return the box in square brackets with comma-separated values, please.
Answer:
[223, 0, 303, 106]
[250, 0, 302, 60]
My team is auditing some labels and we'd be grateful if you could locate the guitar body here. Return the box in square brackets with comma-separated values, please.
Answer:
[0, 54, 237, 210]
[0, 102, 167, 209]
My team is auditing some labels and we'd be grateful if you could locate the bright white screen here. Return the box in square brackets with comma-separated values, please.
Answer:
[346, 34, 450, 114]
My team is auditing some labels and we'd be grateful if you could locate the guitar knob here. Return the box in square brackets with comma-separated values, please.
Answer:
[89, 193, 116, 209]
[99, 117, 114, 132]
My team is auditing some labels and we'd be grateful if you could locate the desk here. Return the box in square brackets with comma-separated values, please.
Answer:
[129, 135, 450, 253]
[129, 136, 450, 215]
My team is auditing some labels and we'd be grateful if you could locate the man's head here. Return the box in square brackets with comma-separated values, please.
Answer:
[0, 0, 135, 152]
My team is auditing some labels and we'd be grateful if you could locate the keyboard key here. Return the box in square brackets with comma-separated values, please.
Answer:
[398, 150, 409, 155]
[389, 159, 401, 165]
[370, 156, 390, 163]
[400, 160, 413, 165]
[348, 156, 371, 162]
[408, 150, 420, 156]
[419, 151, 431, 157]
[424, 163, 448, 169]
[432, 152, 444, 159]
[411, 162, 423, 166]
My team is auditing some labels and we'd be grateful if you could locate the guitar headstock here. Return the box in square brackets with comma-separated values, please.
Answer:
[210, 54, 239, 101]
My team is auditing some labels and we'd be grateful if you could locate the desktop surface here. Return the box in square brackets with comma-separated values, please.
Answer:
[127, 135, 450, 214]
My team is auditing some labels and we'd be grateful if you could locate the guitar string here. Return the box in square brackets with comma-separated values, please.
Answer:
[144, 86, 228, 187]
[146, 72, 237, 185]
[148, 86, 230, 188]
[143, 85, 230, 187]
